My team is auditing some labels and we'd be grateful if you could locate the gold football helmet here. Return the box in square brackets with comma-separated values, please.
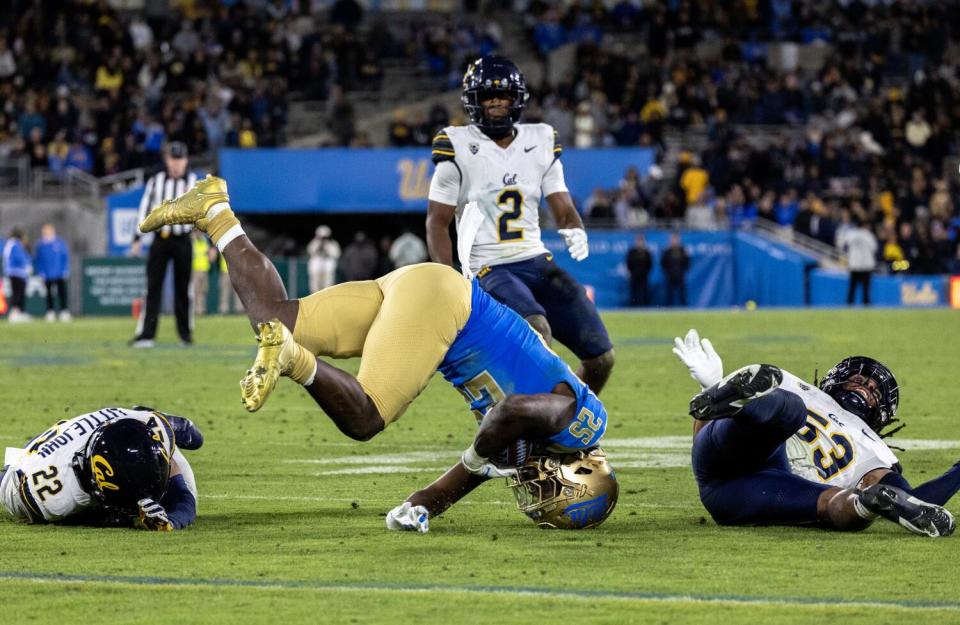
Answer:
[508, 448, 618, 529]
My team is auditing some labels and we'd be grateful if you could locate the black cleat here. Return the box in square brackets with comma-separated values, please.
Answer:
[858, 484, 955, 538]
[689, 364, 783, 421]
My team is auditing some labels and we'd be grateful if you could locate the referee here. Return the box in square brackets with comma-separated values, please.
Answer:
[130, 141, 198, 347]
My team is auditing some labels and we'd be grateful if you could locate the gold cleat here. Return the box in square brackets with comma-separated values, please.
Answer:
[240, 319, 296, 412]
[138, 174, 230, 234]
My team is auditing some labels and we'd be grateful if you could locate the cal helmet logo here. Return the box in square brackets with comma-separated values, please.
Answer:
[469, 143, 479, 154]
[91, 455, 120, 491]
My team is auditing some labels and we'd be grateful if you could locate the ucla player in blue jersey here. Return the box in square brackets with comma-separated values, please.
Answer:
[138, 177, 618, 530]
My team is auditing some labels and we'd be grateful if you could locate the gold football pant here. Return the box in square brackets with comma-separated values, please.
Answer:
[293, 263, 472, 424]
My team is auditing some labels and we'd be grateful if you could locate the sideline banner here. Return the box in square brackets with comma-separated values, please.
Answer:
[218, 147, 655, 213]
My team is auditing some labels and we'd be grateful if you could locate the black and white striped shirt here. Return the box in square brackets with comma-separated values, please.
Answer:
[135, 170, 198, 239]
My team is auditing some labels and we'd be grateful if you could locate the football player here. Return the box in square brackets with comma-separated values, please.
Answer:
[137, 177, 614, 494]
[673, 329, 959, 537]
[0, 407, 201, 530]
[386, 448, 618, 534]
[425, 55, 615, 394]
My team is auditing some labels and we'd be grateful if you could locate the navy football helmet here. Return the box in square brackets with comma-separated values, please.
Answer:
[818, 356, 899, 434]
[73, 419, 171, 511]
[461, 55, 529, 139]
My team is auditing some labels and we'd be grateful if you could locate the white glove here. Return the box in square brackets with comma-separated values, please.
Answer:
[385, 502, 430, 533]
[672, 328, 723, 389]
[136, 498, 173, 532]
[557, 228, 589, 261]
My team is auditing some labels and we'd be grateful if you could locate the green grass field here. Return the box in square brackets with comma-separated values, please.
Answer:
[1, 308, 959, 624]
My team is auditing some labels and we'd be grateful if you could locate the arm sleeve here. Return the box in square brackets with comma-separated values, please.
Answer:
[428, 161, 461, 206]
[541, 158, 569, 197]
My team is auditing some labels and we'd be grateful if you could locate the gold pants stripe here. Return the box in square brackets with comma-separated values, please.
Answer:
[293, 263, 472, 424]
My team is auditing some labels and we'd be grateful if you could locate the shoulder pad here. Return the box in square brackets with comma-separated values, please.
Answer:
[431, 131, 456, 165]
[552, 129, 562, 158]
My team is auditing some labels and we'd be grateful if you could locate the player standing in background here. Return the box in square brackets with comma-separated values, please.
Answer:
[33, 224, 71, 322]
[672, 329, 959, 537]
[0, 407, 202, 531]
[425, 55, 615, 394]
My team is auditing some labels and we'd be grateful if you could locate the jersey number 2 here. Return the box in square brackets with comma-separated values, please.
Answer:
[497, 189, 524, 242]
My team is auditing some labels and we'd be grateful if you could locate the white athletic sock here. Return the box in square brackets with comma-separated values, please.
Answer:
[216, 224, 246, 252]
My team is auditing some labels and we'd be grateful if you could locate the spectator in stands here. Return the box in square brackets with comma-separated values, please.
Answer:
[625, 233, 653, 307]
[389, 231, 428, 268]
[339, 231, 377, 281]
[33, 224, 71, 322]
[307, 225, 341, 294]
[328, 86, 356, 147]
[3, 227, 32, 323]
[661, 232, 690, 307]
[838, 214, 878, 306]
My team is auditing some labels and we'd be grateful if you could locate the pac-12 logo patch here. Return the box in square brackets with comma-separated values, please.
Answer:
[469, 143, 479, 154]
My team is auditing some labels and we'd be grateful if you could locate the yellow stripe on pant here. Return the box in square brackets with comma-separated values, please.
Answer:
[293, 263, 472, 424]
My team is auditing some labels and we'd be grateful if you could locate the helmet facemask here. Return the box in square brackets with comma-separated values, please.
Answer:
[818, 356, 900, 436]
[461, 56, 529, 140]
[509, 448, 618, 529]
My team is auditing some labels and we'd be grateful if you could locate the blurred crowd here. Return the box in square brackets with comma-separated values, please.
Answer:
[518, 0, 960, 275]
[0, 0, 505, 174]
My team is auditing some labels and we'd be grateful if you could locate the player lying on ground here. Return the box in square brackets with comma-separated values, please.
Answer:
[673, 329, 959, 537]
[1, 407, 202, 530]
[138, 176, 616, 490]
[385, 447, 618, 534]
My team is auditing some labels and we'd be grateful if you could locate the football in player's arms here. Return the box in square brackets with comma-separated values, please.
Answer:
[425, 54, 615, 394]
[1, 407, 201, 531]
[137, 177, 614, 507]
[673, 329, 958, 537]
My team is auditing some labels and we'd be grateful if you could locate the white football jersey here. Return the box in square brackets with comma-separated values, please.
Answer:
[0, 408, 176, 522]
[429, 123, 568, 274]
[778, 370, 899, 488]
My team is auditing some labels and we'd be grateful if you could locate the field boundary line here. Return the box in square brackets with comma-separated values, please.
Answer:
[2, 572, 959, 612]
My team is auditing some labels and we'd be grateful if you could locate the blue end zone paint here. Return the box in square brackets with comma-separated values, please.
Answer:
[2, 572, 959, 612]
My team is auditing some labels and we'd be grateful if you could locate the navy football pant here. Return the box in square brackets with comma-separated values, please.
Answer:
[692, 390, 832, 525]
[478, 254, 612, 360]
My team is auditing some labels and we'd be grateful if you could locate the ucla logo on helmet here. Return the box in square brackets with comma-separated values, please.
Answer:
[562, 494, 609, 528]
